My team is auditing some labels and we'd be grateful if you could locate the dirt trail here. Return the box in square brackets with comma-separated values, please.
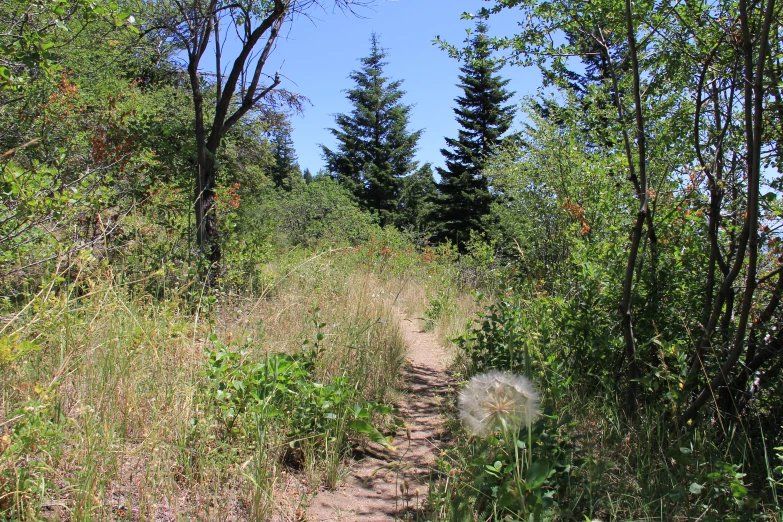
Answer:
[306, 309, 453, 521]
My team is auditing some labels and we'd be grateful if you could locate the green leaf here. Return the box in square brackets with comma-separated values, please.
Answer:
[347, 419, 395, 450]
[689, 482, 704, 495]
[347, 419, 374, 434]
[526, 459, 550, 488]
[374, 404, 393, 415]
[668, 488, 685, 502]
[730, 482, 747, 498]
[261, 406, 281, 417]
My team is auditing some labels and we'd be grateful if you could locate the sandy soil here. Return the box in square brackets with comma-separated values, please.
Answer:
[305, 308, 454, 521]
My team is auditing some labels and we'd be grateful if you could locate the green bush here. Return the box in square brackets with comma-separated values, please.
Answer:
[201, 325, 395, 460]
[254, 177, 381, 249]
[431, 409, 586, 521]
[0, 385, 62, 519]
[456, 286, 548, 379]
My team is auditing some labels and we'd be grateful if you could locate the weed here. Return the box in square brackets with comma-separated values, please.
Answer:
[424, 290, 453, 332]
[431, 407, 586, 521]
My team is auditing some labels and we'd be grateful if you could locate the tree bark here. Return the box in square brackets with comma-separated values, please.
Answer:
[677, 0, 776, 428]
[618, 0, 649, 417]
[177, 0, 286, 281]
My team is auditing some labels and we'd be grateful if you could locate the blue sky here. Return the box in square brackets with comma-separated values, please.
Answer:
[263, 0, 542, 174]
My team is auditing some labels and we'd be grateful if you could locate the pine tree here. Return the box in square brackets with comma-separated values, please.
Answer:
[398, 163, 438, 233]
[269, 120, 302, 192]
[435, 22, 515, 247]
[322, 34, 421, 226]
[303, 168, 314, 184]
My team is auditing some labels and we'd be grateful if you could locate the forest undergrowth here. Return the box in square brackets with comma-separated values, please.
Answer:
[3, 0, 783, 519]
[4, 238, 780, 521]
[0, 244, 476, 520]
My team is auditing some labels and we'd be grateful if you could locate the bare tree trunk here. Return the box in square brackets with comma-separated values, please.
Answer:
[188, 56, 220, 280]
[678, 0, 776, 427]
[175, 0, 286, 282]
[617, 0, 650, 416]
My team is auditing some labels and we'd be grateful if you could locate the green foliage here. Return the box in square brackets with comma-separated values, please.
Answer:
[431, 410, 586, 521]
[397, 162, 438, 234]
[1, 2, 195, 296]
[323, 33, 422, 226]
[456, 286, 540, 378]
[489, 98, 630, 281]
[268, 120, 303, 192]
[0, 0, 138, 90]
[424, 290, 453, 332]
[254, 176, 382, 249]
[434, 21, 516, 248]
[0, 385, 62, 519]
[667, 448, 761, 522]
[202, 321, 395, 457]
[0, 336, 40, 367]
[455, 231, 501, 287]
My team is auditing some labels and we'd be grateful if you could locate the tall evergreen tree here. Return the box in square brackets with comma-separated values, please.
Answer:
[399, 163, 438, 233]
[435, 22, 515, 247]
[322, 34, 422, 226]
[269, 120, 302, 191]
[302, 168, 314, 184]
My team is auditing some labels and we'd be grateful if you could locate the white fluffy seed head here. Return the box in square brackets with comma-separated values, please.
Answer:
[458, 370, 540, 436]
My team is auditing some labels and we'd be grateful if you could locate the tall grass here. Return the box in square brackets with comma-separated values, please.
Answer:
[428, 283, 783, 522]
[0, 246, 467, 520]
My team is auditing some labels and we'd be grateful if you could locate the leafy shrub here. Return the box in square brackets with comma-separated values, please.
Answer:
[455, 286, 539, 377]
[424, 290, 453, 332]
[431, 408, 585, 521]
[255, 177, 381, 248]
[202, 326, 395, 462]
[0, 385, 62, 519]
[457, 230, 500, 287]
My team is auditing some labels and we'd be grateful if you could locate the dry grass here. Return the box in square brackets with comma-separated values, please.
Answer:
[0, 250, 476, 520]
[433, 291, 477, 348]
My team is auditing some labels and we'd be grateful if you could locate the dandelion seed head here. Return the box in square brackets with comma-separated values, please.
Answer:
[458, 370, 539, 436]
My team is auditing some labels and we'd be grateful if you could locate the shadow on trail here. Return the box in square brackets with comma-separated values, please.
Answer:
[306, 313, 456, 521]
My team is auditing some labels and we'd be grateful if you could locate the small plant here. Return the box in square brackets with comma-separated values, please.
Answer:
[429, 371, 586, 521]
[0, 384, 61, 519]
[424, 290, 452, 332]
[456, 287, 539, 378]
[432, 401, 584, 522]
[667, 447, 762, 522]
[202, 323, 396, 489]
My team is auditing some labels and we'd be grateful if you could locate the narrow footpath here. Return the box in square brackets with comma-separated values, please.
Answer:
[306, 309, 453, 521]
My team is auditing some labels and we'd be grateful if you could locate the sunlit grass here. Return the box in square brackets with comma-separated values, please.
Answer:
[0, 247, 472, 520]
